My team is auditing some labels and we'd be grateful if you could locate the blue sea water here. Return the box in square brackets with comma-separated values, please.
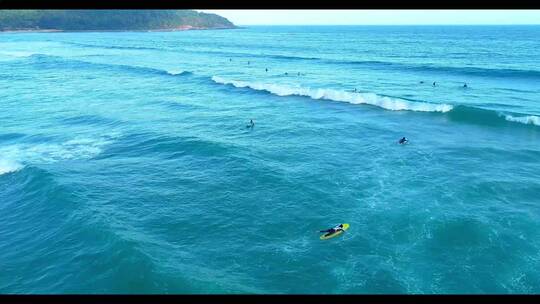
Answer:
[1, 25, 540, 294]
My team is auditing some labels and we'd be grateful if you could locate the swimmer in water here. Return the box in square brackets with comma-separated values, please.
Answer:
[399, 137, 408, 144]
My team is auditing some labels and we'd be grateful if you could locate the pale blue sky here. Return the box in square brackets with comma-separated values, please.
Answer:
[197, 10, 540, 25]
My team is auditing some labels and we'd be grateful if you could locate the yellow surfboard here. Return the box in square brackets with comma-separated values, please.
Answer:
[320, 223, 350, 240]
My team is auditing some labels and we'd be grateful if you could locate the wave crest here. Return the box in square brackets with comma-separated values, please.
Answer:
[29, 54, 191, 78]
[503, 114, 540, 126]
[0, 51, 39, 58]
[0, 159, 23, 175]
[211, 76, 453, 113]
[165, 69, 188, 76]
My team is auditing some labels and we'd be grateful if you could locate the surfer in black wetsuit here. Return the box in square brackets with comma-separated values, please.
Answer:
[265, 68, 268, 72]
[399, 137, 408, 144]
[320, 224, 344, 237]
[432, 82, 436, 86]
[420, 81, 424, 84]
[463, 83, 468, 88]
[247, 119, 255, 129]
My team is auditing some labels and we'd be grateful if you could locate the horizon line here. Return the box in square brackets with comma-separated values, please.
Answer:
[235, 24, 540, 26]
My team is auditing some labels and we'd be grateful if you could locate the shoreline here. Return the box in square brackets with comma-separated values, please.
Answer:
[0, 29, 63, 33]
[0, 27, 238, 34]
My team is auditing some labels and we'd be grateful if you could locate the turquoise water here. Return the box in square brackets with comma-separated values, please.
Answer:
[1, 25, 540, 294]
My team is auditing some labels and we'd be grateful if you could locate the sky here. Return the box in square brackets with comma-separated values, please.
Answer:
[197, 10, 540, 26]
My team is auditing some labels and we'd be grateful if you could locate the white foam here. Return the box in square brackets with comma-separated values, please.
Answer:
[0, 159, 23, 175]
[212, 76, 453, 113]
[166, 69, 185, 75]
[0, 51, 37, 58]
[503, 114, 540, 126]
[0, 135, 116, 170]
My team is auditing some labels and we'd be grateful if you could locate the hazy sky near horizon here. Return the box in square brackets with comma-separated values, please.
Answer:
[197, 10, 540, 25]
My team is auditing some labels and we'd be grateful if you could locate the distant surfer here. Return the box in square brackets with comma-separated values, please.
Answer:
[432, 82, 436, 86]
[463, 83, 468, 88]
[265, 68, 268, 72]
[399, 137, 408, 144]
[353, 88, 357, 93]
[284, 72, 288, 76]
[419, 81, 424, 84]
[247, 119, 255, 129]
[320, 224, 345, 237]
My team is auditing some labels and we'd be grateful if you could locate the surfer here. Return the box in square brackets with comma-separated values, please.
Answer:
[419, 81, 424, 84]
[265, 68, 268, 72]
[284, 72, 288, 76]
[432, 81, 436, 86]
[399, 137, 408, 144]
[353, 88, 357, 93]
[463, 83, 468, 88]
[247, 119, 255, 129]
[320, 224, 345, 237]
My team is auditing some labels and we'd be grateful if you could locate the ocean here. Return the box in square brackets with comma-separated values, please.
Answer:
[1, 25, 539, 294]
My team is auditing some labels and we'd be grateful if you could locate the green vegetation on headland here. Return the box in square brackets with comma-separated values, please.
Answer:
[0, 10, 236, 31]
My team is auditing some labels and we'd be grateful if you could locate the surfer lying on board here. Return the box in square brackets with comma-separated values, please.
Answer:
[320, 224, 345, 237]
[399, 137, 408, 144]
